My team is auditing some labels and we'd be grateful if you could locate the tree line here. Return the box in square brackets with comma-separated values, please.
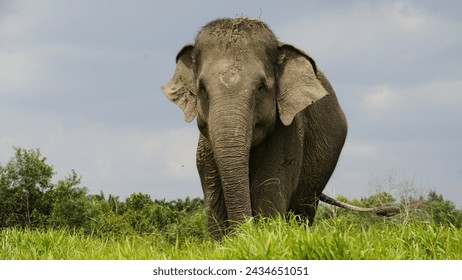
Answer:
[1, 148, 461, 238]
[0, 148, 205, 239]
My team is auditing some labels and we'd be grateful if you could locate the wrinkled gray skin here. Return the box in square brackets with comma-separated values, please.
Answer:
[163, 18, 348, 239]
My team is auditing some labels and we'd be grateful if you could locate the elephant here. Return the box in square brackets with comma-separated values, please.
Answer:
[162, 18, 398, 239]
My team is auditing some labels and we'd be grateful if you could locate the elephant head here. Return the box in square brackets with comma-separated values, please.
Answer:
[162, 18, 329, 225]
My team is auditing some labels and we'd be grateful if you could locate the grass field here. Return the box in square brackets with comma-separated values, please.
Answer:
[2, 216, 461, 260]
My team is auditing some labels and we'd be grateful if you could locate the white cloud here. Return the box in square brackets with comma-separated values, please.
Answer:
[360, 79, 462, 117]
[0, 1, 52, 95]
[277, 3, 380, 57]
[0, 50, 41, 94]
[414, 80, 462, 109]
[0, 1, 49, 35]
[277, 1, 459, 65]
[388, 1, 427, 32]
[362, 87, 398, 114]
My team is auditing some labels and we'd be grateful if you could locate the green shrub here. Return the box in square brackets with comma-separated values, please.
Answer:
[48, 171, 91, 229]
[0, 148, 54, 228]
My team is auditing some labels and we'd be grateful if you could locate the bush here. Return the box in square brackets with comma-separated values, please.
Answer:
[424, 191, 462, 228]
[48, 171, 91, 229]
[0, 148, 54, 227]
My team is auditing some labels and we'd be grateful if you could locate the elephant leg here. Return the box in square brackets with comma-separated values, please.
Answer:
[289, 137, 342, 224]
[289, 177, 320, 225]
[290, 93, 347, 224]
[249, 118, 304, 217]
[196, 134, 227, 239]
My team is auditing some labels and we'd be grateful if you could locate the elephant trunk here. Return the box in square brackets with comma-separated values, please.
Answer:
[208, 96, 253, 226]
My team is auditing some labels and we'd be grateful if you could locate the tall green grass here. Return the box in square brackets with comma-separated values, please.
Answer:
[2, 216, 461, 260]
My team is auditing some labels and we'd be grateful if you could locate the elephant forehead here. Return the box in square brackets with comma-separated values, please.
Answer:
[201, 58, 264, 88]
[219, 70, 240, 87]
[218, 61, 242, 87]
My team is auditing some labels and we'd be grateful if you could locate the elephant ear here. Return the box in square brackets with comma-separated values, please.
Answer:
[162, 45, 197, 122]
[277, 44, 329, 126]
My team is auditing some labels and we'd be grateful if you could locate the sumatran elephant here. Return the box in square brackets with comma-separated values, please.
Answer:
[162, 18, 398, 239]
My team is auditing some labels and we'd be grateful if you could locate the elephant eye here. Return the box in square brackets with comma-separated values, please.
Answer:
[198, 81, 205, 92]
[256, 82, 267, 92]
[198, 82, 208, 100]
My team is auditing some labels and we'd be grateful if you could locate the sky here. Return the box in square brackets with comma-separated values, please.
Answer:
[1, 0, 461, 207]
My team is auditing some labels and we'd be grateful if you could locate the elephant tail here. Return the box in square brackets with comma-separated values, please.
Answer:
[319, 193, 400, 217]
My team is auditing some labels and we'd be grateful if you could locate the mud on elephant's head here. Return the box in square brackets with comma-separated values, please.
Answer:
[162, 17, 329, 148]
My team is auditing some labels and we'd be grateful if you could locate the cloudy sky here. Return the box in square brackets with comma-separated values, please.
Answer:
[1, 0, 461, 207]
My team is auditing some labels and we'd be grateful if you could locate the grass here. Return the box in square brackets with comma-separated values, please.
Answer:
[1, 216, 461, 260]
